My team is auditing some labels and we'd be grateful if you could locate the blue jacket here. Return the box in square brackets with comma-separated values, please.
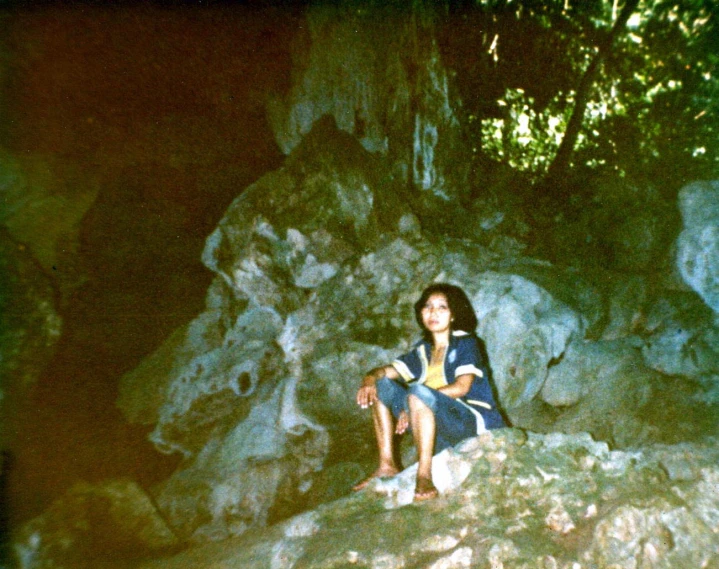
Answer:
[392, 331, 505, 430]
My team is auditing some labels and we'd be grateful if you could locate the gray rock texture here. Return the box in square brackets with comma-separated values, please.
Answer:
[113, 117, 719, 548]
[124, 430, 719, 569]
[268, 2, 471, 211]
[676, 180, 719, 313]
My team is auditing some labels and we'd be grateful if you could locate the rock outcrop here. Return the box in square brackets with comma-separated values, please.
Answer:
[676, 180, 719, 313]
[268, 1, 472, 214]
[113, 116, 719, 548]
[9, 4, 719, 566]
[121, 430, 719, 569]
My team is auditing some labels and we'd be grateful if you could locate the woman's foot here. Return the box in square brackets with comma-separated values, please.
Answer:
[352, 467, 400, 491]
[413, 478, 438, 502]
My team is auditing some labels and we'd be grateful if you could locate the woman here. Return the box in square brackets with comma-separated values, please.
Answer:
[354, 283, 505, 501]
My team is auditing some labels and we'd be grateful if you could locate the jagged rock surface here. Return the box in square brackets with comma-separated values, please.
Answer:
[268, 1, 472, 212]
[113, 116, 719, 549]
[676, 180, 719, 313]
[14, 479, 179, 568]
[126, 430, 719, 569]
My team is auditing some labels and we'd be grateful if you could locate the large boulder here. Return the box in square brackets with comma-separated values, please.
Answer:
[13, 479, 179, 569]
[268, 1, 472, 214]
[457, 270, 583, 410]
[0, 228, 62, 447]
[130, 430, 719, 569]
[676, 180, 719, 313]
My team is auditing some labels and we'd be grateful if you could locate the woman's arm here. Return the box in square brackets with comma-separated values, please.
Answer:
[356, 365, 400, 408]
[437, 373, 473, 399]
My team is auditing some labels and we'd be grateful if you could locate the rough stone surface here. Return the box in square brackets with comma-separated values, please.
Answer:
[13, 479, 179, 569]
[115, 117, 719, 549]
[467, 272, 583, 409]
[676, 180, 719, 313]
[268, 2, 471, 210]
[154, 377, 329, 543]
[129, 430, 719, 569]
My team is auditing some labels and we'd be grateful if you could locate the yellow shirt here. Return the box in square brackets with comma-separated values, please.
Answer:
[424, 359, 447, 390]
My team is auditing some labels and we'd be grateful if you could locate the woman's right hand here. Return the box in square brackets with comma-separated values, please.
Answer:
[356, 378, 378, 409]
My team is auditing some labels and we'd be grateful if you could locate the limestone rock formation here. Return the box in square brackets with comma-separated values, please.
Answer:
[14, 479, 179, 569]
[268, 1, 472, 212]
[129, 430, 719, 569]
[676, 180, 719, 313]
[114, 112, 719, 549]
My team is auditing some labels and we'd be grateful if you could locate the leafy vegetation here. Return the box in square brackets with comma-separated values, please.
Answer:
[439, 0, 718, 193]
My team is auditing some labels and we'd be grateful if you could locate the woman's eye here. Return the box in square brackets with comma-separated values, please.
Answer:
[423, 304, 448, 311]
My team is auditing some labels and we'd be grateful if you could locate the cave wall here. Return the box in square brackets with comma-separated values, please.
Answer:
[1, 2, 718, 566]
[0, 3, 298, 529]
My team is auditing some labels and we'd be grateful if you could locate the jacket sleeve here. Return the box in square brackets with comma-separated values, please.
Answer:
[452, 337, 485, 379]
[392, 343, 423, 383]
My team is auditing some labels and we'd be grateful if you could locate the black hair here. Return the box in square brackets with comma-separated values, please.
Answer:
[413, 283, 478, 342]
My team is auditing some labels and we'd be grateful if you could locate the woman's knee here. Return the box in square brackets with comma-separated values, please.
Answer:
[407, 384, 437, 412]
[376, 377, 399, 401]
[376, 377, 408, 415]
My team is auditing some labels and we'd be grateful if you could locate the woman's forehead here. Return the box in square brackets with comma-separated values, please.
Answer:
[425, 293, 448, 303]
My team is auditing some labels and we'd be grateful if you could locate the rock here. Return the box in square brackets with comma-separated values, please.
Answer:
[147, 304, 286, 457]
[539, 338, 655, 426]
[129, 431, 719, 569]
[268, 2, 472, 209]
[641, 292, 719, 380]
[153, 377, 328, 543]
[13, 479, 178, 569]
[466, 272, 583, 409]
[676, 180, 719, 313]
[0, 228, 62, 446]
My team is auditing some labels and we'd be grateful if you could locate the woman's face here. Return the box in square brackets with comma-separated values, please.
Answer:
[421, 293, 452, 335]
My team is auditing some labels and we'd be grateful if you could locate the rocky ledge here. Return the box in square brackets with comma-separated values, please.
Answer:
[111, 429, 719, 568]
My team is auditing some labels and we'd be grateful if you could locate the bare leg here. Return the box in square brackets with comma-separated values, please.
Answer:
[352, 399, 400, 491]
[408, 394, 439, 501]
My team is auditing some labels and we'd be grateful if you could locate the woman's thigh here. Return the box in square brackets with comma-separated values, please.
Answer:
[376, 377, 409, 418]
[407, 384, 477, 447]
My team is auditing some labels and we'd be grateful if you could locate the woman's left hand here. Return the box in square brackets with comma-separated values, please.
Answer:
[395, 410, 409, 434]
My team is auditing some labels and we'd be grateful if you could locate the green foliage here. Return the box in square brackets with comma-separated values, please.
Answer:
[480, 88, 573, 179]
[442, 0, 719, 191]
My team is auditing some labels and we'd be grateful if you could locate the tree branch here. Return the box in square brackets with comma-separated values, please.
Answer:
[544, 0, 640, 184]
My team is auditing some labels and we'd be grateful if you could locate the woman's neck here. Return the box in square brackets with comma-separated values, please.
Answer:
[431, 331, 450, 348]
